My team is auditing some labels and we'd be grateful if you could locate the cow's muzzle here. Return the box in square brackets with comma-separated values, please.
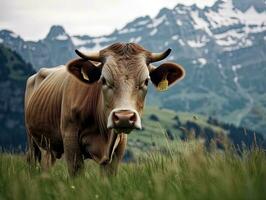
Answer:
[107, 109, 142, 132]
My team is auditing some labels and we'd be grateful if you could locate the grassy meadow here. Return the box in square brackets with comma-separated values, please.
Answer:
[127, 106, 227, 156]
[0, 140, 265, 200]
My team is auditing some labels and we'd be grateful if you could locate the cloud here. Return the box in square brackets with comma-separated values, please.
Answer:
[0, 0, 215, 40]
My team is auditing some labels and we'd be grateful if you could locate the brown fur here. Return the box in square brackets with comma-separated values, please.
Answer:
[100, 42, 149, 57]
[25, 42, 185, 176]
[25, 66, 127, 175]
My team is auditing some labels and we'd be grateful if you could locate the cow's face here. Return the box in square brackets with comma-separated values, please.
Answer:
[100, 54, 149, 132]
[67, 43, 185, 134]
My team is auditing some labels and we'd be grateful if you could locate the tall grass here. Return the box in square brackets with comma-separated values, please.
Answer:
[0, 140, 265, 200]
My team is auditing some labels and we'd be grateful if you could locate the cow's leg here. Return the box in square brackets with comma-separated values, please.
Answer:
[26, 134, 41, 167]
[100, 154, 120, 176]
[100, 134, 127, 176]
[41, 150, 56, 171]
[63, 126, 84, 176]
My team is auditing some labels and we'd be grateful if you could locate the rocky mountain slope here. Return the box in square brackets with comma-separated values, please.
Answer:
[0, 45, 35, 150]
[0, 0, 265, 134]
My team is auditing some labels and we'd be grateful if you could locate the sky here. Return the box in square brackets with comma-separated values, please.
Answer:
[0, 0, 216, 41]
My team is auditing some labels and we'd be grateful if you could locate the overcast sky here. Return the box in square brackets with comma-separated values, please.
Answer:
[0, 0, 215, 41]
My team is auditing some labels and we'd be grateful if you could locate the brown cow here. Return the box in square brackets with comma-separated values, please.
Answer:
[24, 43, 185, 176]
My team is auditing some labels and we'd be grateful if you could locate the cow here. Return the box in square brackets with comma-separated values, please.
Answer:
[24, 43, 185, 176]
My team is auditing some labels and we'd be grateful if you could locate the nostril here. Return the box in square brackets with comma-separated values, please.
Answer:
[112, 110, 138, 127]
[113, 113, 120, 124]
[129, 113, 137, 124]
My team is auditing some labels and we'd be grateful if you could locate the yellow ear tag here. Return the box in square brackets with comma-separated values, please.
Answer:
[157, 76, 169, 91]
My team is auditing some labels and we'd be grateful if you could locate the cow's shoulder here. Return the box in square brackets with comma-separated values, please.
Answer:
[36, 65, 65, 80]
[32, 65, 65, 86]
[25, 65, 67, 105]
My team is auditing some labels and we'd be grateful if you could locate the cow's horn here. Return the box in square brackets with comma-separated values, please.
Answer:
[75, 49, 101, 62]
[149, 48, 171, 63]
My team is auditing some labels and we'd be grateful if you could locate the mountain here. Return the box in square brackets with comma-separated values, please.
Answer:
[0, 26, 75, 69]
[0, 0, 265, 134]
[0, 44, 35, 150]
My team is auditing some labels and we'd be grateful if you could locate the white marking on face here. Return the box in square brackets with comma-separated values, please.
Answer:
[107, 108, 142, 130]
[100, 55, 150, 130]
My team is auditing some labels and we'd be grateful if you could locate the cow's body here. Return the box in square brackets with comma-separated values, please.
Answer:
[25, 43, 185, 176]
[25, 66, 127, 173]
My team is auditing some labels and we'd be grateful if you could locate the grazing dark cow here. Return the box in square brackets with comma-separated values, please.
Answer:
[24, 43, 185, 176]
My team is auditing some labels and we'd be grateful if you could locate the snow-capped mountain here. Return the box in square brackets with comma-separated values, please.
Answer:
[0, 0, 266, 133]
[0, 26, 76, 68]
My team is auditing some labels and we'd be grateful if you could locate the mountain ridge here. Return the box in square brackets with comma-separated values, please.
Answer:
[0, 44, 35, 150]
[0, 0, 265, 134]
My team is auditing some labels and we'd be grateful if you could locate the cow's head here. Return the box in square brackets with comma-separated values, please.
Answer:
[67, 43, 185, 134]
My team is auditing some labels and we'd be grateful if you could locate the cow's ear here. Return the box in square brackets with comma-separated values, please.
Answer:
[150, 62, 185, 91]
[67, 59, 102, 84]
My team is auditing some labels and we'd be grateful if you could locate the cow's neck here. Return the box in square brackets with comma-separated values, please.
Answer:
[94, 84, 108, 135]
[75, 81, 120, 163]
[95, 85, 120, 160]
[74, 81, 108, 135]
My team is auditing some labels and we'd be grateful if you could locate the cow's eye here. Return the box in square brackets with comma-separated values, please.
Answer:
[101, 77, 107, 85]
[144, 78, 149, 86]
[139, 78, 149, 90]
[101, 77, 114, 89]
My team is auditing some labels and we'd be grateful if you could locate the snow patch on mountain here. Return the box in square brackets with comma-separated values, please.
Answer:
[175, 7, 187, 15]
[10, 32, 19, 38]
[193, 58, 207, 68]
[187, 35, 209, 48]
[135, 19, 150, 26]
[198, 58, 207, 66]
[234, 76, 238, 83]
[232, 64, 242, 72]
[223, 38, 253, 51]
[176, 20, 183, 26]
[206, 1, 266, 29]
[187, 39, 205, 48]
[72, 36, 116, 47]
[232, 64, 242, 84]
[119, 28, 137, 34]
[55, 34, 68, 41]
[191, 10, 212, 36]
[172, 35, 179, 40]
[147, 15, 167, 28]
[129, 36, 142, 43]
[178, 39, 185, 46]
[71, 37, 89, 46]
[240, 6, 266, 25]
[150, 29, 157, 36]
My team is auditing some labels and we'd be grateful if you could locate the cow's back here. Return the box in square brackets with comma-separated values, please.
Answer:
[25, 66, 67, 149]
[25, 64, 104, 159]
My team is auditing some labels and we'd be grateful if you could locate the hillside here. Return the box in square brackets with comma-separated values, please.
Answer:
[129, 106, 265, 158]
[0, 0, 265, 134]
[0, 44, 35, 151]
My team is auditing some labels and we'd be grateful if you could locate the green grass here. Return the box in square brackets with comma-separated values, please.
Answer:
[1, 141, 265, 200]
[129, 106, 180, 155]
[128, 106, 227, 156]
